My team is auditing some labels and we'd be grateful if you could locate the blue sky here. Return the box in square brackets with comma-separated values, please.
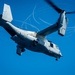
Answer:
[0, 0, 75, 75]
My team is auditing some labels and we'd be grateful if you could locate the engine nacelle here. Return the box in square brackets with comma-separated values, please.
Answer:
[58, 11, 68, 36]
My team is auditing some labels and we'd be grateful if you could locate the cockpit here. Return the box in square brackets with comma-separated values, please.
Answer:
[55, 45, 59, 49]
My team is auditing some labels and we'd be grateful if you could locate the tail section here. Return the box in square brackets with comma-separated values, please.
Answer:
[2, 4, 13, 22]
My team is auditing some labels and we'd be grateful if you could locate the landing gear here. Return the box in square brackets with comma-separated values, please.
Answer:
[56, 57, 59, 61]
[56, 58, 58, 61]
[16, 45, 25, 56]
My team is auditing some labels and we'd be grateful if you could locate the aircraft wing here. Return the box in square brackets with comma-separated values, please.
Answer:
[37, 23, 58, 36]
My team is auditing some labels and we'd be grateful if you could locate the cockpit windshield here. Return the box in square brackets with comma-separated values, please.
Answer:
[56, 45, 59, 49]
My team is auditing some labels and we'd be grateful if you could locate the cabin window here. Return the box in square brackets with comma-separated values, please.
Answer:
[50, 43, 53, 48]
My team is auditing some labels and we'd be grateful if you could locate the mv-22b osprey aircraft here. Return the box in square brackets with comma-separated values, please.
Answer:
[0, 0, 75, 60]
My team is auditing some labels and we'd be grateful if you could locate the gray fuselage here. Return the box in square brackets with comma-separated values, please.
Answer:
[0, 18, 62, 60]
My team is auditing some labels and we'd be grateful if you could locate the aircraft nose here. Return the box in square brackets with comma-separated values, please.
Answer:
[59, 52, 62, 57]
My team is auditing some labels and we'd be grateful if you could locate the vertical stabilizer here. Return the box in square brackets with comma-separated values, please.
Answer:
[2, 4, 13, 22]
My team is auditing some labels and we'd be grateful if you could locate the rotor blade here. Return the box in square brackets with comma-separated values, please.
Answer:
[66, 11, 75, 14]
[45, 0, 62, 13]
